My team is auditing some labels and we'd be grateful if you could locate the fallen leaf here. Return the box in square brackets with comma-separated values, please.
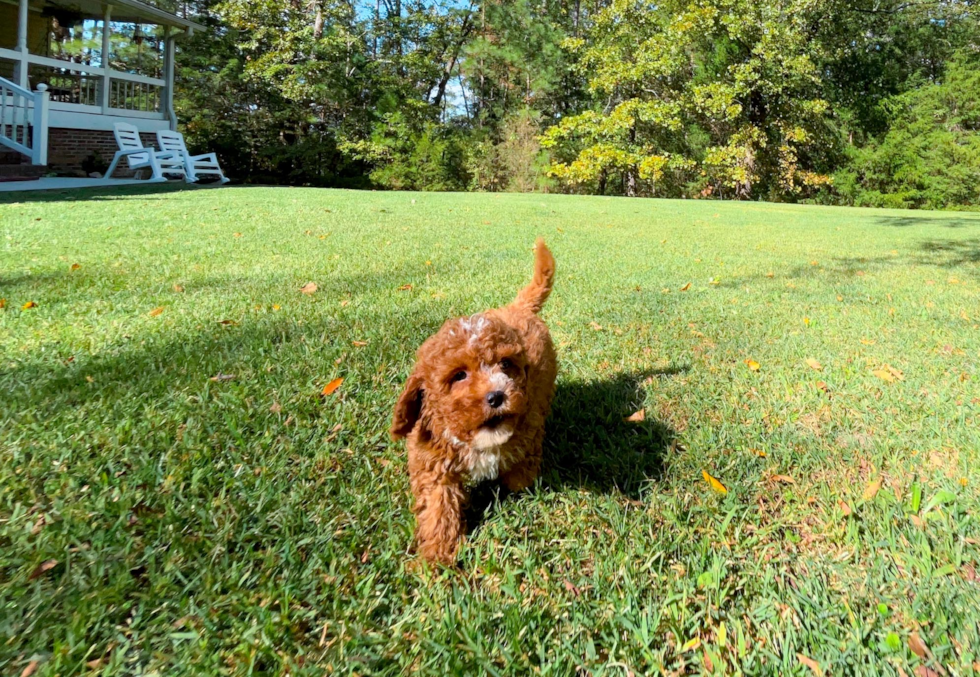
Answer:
[771, 474, 795, 484]
[909, 633, 930, 658]
[0, 298, 5, 309]
[839, 500, 852, 516]
[752, 449, 767, 457]
[703, 648, 714, 672]
[85, 658, 104, 669]
[765, 271, 775, 278]
[360, 549, 371, 564]
[884, 364, 904, 380]
[680, 637, 701, 653]
[625, 409, 645, 422]
[22, 301, 37, 310]
[272, 304, 281, 310]
[703, 470, 728, 495]
[860, 338, 876, 345]
[339, 300, 350, 307]
[352, 340, 368, 347]
[149, 306, 164, 317]
[797, 653, 824, 677]
[20, 660, 39, 677]
[873, 369, 896, 383]
[85, 375, 94, 383]
[300, 282, 318, 294]
[746, 359, 760, 371]
[680, 282, 692, 291]
[862, 478, 882, 501]
[233, 232, 242, 237]
[563, 579, 581, 596]
[218, 319, 237, 325]
[70, 263, 81, 271]
[270, 402, 282, 414]
[816, 381, 831, 394]
[173, 284, 185, 293]
[425, 260, 432, 266]
[209, 373, 236, 382]
[398, 284, 413, 291]
[915, 667, 940, 677]
[589, 321, 603, 331]
[806, 358, 823, 371]
[909, 514, 924, 528]
[29, 559, 57, 580]
[321, 377, 344, 396]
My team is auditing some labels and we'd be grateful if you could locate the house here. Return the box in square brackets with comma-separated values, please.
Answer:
[0, 0, 201, 181]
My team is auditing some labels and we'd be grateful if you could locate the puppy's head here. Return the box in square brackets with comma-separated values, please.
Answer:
[391, 313, 529, 450]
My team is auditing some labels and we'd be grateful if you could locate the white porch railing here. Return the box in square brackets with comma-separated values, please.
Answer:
[0, 77, 49, 165]
[0, 48, 171, 120]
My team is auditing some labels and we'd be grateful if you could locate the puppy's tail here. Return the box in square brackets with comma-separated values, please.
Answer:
[511, 238, 555, 315]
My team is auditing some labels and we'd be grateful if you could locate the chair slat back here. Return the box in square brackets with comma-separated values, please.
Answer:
[113, 123, 149, 167]
[156, 130, 187, 155]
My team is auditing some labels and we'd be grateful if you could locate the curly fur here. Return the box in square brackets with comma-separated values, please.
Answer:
[391, 240, 558, 564]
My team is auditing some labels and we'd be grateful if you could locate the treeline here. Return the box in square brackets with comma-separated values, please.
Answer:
[169, 0, 980, 208]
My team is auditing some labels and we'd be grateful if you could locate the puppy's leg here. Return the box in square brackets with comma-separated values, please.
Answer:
[410, 466, 467, 565]
[500, 431, 543, 492]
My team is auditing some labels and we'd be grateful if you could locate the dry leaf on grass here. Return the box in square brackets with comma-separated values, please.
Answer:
[149, 307, 164, 317]
[20, 661, 39, 677]
[624, 409, 645, 422]
[839, 500, 852, 516]
[797, 654, 824, 677]
[0, 298, 6, 310]
[218, 319, 238, 326]
[70, 263, 81, 271]
[210, 373, 236, 382]
[816, 381, 831, 394]
[908, 633, 930, 659]
[173, 284, 185, 293]
[352, 340, 368, 347]
[862, 478, 882, 501]
[22, 301, 37, 310]
[589, 322, 603, 331]
[270, 402, 282, 414]
[771, 474, 795, 484]
[745, 359, 761, 371]
[680, 282, 692, 291]
[563, 580, 581, 596]
[398, 284, 413, 291]
[321, 378, 344, 396]
[300, 282, 318, 294]
[29, 559, 58, 580]
[703, 470, 728, 495]
[805, 358, 823, 371]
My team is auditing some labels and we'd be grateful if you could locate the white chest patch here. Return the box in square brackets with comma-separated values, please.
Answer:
[467, 449, 502, 482]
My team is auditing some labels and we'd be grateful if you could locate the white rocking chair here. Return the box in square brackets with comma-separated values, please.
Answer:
[105, 123, 187, 182]
[156, 130, 230, 184]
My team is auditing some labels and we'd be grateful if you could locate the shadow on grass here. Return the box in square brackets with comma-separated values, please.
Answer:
[914, 239, 980, 269]
[466, 368, 683, 531]
[0, 182, 219, 204]
[872, 214, 980, 229]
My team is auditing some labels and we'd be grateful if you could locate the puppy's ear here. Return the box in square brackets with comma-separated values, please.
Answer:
[391, 369, 424, 439]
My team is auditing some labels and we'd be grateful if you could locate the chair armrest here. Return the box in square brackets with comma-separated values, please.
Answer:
[113, 148, 152, 157]
[153, 150, 181, 160]
[187, 153, 219, 162]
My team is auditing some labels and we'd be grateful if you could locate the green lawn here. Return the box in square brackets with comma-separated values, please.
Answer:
[1, 186, 979, 676]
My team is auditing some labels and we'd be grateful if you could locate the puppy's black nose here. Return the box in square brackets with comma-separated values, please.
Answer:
[486, 391, 506, 409]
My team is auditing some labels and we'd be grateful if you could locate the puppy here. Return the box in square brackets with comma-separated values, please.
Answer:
[391, 240, 557, 564]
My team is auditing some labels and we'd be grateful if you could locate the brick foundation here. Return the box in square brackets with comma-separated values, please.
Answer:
[46, 128, 159, 178]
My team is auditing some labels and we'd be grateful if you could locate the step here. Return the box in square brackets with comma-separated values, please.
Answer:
[0, 164, 47, 180]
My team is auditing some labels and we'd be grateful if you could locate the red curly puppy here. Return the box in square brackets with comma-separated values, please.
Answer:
[391, 240, 557, 564]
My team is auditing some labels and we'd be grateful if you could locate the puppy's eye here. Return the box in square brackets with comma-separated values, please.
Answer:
[450, 370, 467, 384]
[499, 359, 514, 370]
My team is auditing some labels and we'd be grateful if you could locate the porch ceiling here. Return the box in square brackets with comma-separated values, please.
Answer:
[26, 0, 204, 32]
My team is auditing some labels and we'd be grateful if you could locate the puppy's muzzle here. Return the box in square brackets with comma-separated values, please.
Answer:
[486, 391, 506, 409]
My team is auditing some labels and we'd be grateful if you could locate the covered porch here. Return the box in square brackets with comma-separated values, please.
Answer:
[0, 0, 200, 170]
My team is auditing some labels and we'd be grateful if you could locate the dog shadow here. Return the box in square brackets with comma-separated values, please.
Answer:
[465, 368, 684, 532]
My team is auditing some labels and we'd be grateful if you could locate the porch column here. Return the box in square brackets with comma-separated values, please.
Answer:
[16, 0, 29, 87]
[101, 4, 112, 112]
[163, 27, 177, 130]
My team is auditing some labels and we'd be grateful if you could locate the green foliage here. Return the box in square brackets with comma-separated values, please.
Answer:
[833, 52, 980, 210]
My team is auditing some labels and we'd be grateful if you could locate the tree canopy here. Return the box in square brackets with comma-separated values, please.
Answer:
[169, 0, 980, 208]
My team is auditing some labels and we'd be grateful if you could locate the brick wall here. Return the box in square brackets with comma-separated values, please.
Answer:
[47, 128, 159, 177]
